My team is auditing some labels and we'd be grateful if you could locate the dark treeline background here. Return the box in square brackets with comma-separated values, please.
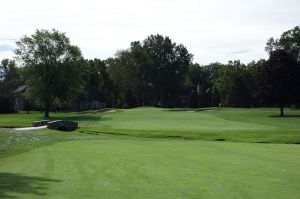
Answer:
[0, 26, 300, 115]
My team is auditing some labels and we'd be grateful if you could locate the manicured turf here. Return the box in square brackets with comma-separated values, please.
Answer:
[82, 107, 300, 143]
[1, 107, 300, 143]
[1, 139, 300, 199]
[0, 111, 99, 128]
[0, 107, 300, 198]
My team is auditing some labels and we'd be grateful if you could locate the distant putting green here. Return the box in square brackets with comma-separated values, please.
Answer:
[0, 107, 300, 198]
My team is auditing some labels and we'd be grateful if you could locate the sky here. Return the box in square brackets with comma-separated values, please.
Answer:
[0, 0, 299, 65]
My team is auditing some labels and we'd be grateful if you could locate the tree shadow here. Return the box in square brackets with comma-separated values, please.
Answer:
[76, 108, 114, 114]
[269, 115, 300, 118]
[0, 172, 61, 198]
[168, 107, 219, 112]
[51, 115, 111, 121]
[168, 108, 194, 112]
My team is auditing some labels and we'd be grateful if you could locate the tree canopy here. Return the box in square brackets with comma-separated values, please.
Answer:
[108, 34, 193, 107]
[0, 26, 299, 116]
[260, 49, 300, 116]
[0, 59, 21, 113]
[266, 26, 300, 60]
[15, 29, 84, 118]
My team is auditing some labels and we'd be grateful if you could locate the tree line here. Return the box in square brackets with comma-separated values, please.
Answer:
[0, 26, 299, 117]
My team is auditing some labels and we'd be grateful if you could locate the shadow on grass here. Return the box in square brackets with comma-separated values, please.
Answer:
[0, 172, 61, 198]
[168, 107, 220, 112]
[269, 115, 300, 118]
[50, 115, 111, 121]
[76, 108, 114, 114]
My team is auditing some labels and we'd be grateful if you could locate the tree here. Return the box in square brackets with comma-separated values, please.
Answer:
[143, 34, 193, 107]
[129, 41, 153, 106]
[0, 59, 21, 113]
[246, 59, 266, 107]
[82, 59, 113, 107]
[108, 49, 142, 107]
[266, 26, 300, 60]
[260, 49, 300, 116]
[215, 60, 261, 107]
[15, 29, 84, 118]
[0, 59, 20, 97]
[108, 35, 193, 108]
[187, 62, 223, 107]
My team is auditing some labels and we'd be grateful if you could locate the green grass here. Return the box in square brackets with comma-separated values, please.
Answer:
[1, 139, 299, 199]
[1, 107, 300, 143]
[83, 107, 300, 143]
[0, 111, 101, 128]
[1, 107, 300, 198]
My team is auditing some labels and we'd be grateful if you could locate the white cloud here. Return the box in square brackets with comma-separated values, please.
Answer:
[0, 0, 299, 64]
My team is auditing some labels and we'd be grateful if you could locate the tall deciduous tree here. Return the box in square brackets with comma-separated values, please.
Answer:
[108, 35, 193, 108]
[78, 59, 113, 108]
[86, 59, 113, 106]
[143, 34, 193, 107]
[260, 49, 300, 116]
[0, 59, 21, 113]
[187, 62, 223, 107]
[15, 29, 84, 118]
[266, 26, 300, 60]
[0, 59, 20, 97]
[215, 61, 243, 107]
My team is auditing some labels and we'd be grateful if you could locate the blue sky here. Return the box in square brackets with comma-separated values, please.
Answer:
[0, 0, 299, 64]
[0, 44, 14, 52]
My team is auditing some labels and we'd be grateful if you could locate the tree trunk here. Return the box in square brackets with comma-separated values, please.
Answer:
[280, 105, 284, 117]
[44, 104, 50, 118]
[159, 89, 164, 107]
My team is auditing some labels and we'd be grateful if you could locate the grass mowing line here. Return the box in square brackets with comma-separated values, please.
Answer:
[0, 129, 97, 159]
